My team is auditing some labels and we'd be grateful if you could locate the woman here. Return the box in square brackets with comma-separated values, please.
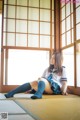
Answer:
[5, 51, 68, 99]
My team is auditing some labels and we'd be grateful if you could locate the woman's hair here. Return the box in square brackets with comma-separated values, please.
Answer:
[53, 51, 63, 72]
[48, 51, 63, 73]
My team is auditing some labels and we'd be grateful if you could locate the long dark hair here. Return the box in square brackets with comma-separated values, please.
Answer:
[48, 51, 63, 73]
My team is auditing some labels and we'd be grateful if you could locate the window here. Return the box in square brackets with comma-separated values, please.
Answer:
[3, 0, 54, 49]
[62, 47, 74, 86]
[4, 50, 49, 85]
[2, 0, 54, 85]
[75, 2, 80, 87]
[76, 5, 80, 40]
[76, 43, 80, 87]
[60, 1, 73, 47]
[60, 1, 74, 86]
[61, 0, 80, 88]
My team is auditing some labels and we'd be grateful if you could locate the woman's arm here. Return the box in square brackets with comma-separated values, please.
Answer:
[61, 81, 68, 95]
[61, 66, 68, 95]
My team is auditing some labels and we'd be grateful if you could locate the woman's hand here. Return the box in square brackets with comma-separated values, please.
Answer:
[61, 81, 68, 95]
[62, 91, 68, 95]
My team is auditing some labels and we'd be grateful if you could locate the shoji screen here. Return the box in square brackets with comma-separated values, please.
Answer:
[3, 0, 54, 49]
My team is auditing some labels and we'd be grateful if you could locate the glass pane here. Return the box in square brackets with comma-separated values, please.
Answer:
[67, 31, 71, 45]
[71, 14, 73, 28]
[17, 0, 27, 6]
[7, 19, 15, 32]
[60, 0, 65, 7]
[4, 0, 7, 4]
[40, 22, 50, 34]
[40, 0, 50, 9]
[72, 29, 74, 43]
[52, 11, 54, 23]
[62, 34, 66, 47]
[40, 36, 50, 48]
[76, 7, 80, 24]
[61, 6, 65, 20]
[8, 0, 16, 4]
[52, 0, 54, 10]
[71, 3, 73, 13]
[62, 20, 65, 34]
[66, 2, 70, 17]
[76, 23, 80, 40]
[17, 7, 27, 19]
[8, 6, 15, 18]
[40, 9, 50, 21]
[76, 2, 80, 7]
[7, 50, 49, 85]
[29, 0, 39, 7]
[16, 20, 27, 33]
[28, 21, 39, 34]
[28, 35, 39, 47]
[3, 19, 6, 32]
[62, 47, 74, 86]
[66, 16, 70, 31]
[7, 33, 15, 46]
[29, 8, 39, 20]
[16, 34, 27, 47]
[76, 43, 80, 87]
[3, 33, 6, 46]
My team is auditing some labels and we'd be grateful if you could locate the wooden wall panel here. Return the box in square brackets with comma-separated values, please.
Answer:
[54, 0, 60, 51]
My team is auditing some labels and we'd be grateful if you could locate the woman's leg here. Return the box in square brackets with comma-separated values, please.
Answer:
[5, 79, 53, 99]
[31, 78, 53, 99]
[5, 82, 33, 98]
[31, 81, 45, 99]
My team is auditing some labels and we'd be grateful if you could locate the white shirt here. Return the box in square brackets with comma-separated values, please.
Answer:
[41, 66, 67, 87]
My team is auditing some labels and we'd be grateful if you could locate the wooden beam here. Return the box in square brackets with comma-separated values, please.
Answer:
[54, 0, 60, 51]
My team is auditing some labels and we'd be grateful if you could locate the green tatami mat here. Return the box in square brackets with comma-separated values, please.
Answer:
[15, 95, 80, 120]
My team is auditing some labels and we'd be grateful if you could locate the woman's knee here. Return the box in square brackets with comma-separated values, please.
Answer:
[30, 81, 38, 91]
[38, 78, 49, 85]
[39, 78, 53, 94]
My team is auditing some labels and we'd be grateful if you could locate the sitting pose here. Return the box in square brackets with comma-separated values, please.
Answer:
[5, 51, 68, 99]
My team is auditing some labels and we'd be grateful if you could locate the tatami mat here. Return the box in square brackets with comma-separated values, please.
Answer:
[15, 95, 80, 120]
[0, 93, 80, 120]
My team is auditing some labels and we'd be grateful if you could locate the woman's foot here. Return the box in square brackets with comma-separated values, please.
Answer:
[31, 91, 42, 99]
[4, 93, 13, 98]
